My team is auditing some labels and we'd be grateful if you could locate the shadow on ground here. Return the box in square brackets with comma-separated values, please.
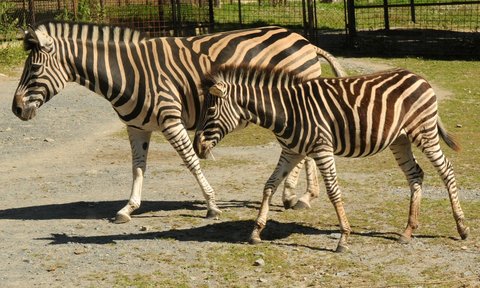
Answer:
[0, 200, 208, 220]
[0, 199, 282, 221]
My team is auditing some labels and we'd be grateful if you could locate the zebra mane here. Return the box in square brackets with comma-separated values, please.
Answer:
[210, 65, 306, 87]
[24, 20, 147, 51]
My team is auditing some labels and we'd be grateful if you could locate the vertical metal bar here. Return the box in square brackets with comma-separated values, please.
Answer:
[410, 0, 416, 23]
[28, 0, 35, 24]
[238, 0, 242, 27]
[158, 0, 165, 35]
[383, 0, 390, 31]
[73, 0, 78, 21]
[307, 0, 315, 40]
[176, 0, 182, 35]
[313, 0, 317, 40]
[22, 0, 27, 26]
[346, 0, 356, 37]
[302, 0, 307, 36]
[208, 0, 214, 32]
[171, 0, 177, 35]
[158, 0, 164, 24]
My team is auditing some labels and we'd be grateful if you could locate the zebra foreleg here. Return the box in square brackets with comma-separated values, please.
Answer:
[250, 150, 305, 244]
[313, 151, 351, 253]
[115, 127, 152, 223]
[162, 121, 222, 219]
[389, 134, 424, 243]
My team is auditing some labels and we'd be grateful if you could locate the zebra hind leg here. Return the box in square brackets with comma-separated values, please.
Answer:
[293, 157, 320, 210]
[282, 159, 303, 209]
[115, 127, 152, 223]
[418, 128, 469, 240]
[250, 149, 305, 244]
[282, 157, 320, 210]
[389, 134, 424, 243]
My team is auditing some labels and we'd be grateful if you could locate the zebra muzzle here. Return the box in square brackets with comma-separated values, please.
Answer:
[12, 93, 43, 121]
[194, 131, 215, 160]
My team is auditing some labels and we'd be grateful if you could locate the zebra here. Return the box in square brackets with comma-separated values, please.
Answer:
[11, 20, 346, 223]
[194, 65, 470, 252]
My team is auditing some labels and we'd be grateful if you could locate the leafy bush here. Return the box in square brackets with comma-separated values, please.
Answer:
[56, 0, 106, 23]
[0, 2, 19, 41]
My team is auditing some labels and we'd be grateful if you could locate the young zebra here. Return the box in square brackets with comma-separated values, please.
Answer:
[194, 65, 469, 252]
[12, 21, 346, 223]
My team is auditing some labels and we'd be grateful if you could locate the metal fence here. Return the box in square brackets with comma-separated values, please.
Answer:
[1, 0, 479, 57]
[350, 0, 480, 32]
[346, 0, 480, 57]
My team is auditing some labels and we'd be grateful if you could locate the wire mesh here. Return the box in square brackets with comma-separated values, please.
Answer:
[1, 0, 479, 57]
[1, 0, 212, 39]
[354, 0, 480, 32]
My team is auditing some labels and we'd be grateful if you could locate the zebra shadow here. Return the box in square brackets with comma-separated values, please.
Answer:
[0, 200, 213, 221]
[35, 218, 450, 251]
[37, 219, 338, 250]
[0, 199, 283, 221]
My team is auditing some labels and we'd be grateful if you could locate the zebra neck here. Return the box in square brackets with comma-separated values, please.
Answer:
[67, 39, 144, 107]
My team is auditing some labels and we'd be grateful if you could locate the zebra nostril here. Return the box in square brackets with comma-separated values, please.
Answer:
[15, 107, 22, 116]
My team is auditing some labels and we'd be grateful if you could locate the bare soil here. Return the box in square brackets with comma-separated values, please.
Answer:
[0, 59, 478, 287]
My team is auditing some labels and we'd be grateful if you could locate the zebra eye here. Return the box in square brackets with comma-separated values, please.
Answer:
[207, 106, 217, 114]
[30, 64, 42, 73]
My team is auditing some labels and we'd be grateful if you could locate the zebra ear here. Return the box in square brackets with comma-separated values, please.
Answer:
[23, 26, 40, 50]
[209, 83, 226, 98]
[23, 26, 53, 51]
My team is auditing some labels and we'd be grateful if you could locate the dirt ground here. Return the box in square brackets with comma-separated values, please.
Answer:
[0, 59, 478, 287]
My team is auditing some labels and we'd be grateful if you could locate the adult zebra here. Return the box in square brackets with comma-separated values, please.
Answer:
[194, 65, 469, 252]
[12, 20, 346, 223]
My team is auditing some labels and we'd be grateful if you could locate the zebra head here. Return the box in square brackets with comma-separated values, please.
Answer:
[13, 25, 68, 121]
[194, 80, 244, 159]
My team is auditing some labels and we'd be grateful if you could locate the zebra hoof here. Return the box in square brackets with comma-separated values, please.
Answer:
[335, 244, 349, 253]
[249, 236, 262, 245]
[114, 212, 131, 224]
[206, 208, 221, 219]
[459, 226, 470, 240]
[283, 199, 298, 210]
[292, 200, 311, 210]
[398, 235, 412, 244]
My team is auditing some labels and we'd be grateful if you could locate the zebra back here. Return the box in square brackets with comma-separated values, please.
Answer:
[206, 66, 450, 157]
[24, 20, 147, 51]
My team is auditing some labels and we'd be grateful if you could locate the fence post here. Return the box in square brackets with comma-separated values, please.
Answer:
[302, 0, 307, 35]
[238, 0, 242, 27]
[73, 0, 78, 21]
[302, 0, 315, 37]
[383, 0, 390, 30]
[176, 0, 182, 35]
[208, 0, 214, 32]
[28, 0, 35, 24]
[410, 0, 416, 23]
[346, 0, 356, 37]
[158, 0, 165, 28]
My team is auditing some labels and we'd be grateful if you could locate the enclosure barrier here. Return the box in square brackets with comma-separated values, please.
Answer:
[0, 0, 479, 57]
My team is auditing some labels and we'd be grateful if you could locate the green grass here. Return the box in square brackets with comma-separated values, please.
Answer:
[0, 41, 27, 76]
[114, 271, 191, 288]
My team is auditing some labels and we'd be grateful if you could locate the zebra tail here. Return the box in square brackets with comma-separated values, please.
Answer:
[315, 47, 348, 77]
[437, 117, 461, 152]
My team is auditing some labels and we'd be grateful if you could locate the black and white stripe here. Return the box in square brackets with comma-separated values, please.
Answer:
[195, 66, 469, 251]
[12, 20, 345, 222]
